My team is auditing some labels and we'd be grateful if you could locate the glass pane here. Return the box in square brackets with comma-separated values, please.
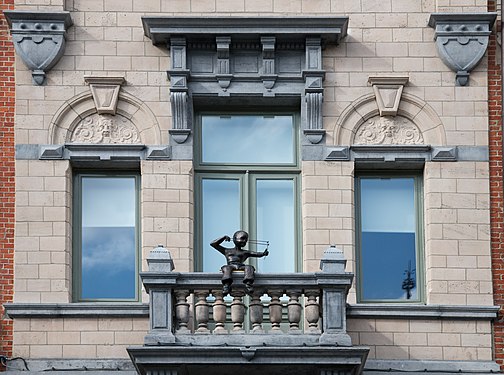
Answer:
[360, 178, 417, 301]
[81, 177, 136, 300]
[202, 179, 240, 272]
[256, 179, 296, 273]
[201, 115, 294, 164]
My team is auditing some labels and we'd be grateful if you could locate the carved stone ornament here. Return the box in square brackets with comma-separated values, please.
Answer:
[368, 76, 409, 117]
[428, 13, 497, 86]
[4, 11, 73, 85]
[354, 116, 424, 145]
[70, 114, 140, 144]
[84, 76, 125, 115]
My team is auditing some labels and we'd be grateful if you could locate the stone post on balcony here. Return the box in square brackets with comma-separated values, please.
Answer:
[144, 245, 176, 345]
[318, 245, 352, 346]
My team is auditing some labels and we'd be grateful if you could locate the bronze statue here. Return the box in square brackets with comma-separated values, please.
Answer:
[211, 230, 269, 295]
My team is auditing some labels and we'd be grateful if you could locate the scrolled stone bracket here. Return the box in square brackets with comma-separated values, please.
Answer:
[428, 13, 497, 86]
[261, 36, 278, 92]
[303, 37, 326, 144]
[216, 36, 232, 91]
[4, 11, 73, 85]
[167, 37, 192, 144]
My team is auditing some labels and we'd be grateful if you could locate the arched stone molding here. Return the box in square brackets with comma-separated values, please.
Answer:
[334, 93, 446, 147]
[49, 91, 161, 145]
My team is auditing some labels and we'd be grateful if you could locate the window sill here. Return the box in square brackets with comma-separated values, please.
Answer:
[3, 302, 149, 318]
[4, 302, 497, 320]
[347, 303, 499, 320]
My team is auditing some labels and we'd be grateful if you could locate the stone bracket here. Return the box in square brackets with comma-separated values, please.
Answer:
[261, 36, 277, 90]
[4, 11, 73, 85]
[216, 36, 232, 90]
[428, 13, 497, 86]
[84, 76, 125, 115]
[167, 37, 192, 144]
[368, 76, 409, 117]
[303, 37, 326, 144]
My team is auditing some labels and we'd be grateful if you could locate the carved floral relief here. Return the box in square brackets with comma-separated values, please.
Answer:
[70, 114, 140, 144]
[354, 116, 424, 145]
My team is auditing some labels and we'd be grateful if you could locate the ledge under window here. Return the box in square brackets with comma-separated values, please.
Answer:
[3, 303, 497, 320]
[3, 303, 149, 318]
[347, 304, 499, 320]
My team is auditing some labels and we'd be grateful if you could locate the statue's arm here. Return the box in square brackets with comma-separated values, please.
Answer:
[247, 249, 269, 258]
[210, 235, 230, 255]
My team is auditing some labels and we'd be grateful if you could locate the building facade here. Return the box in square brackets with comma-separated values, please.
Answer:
[1, 0, 503, 375]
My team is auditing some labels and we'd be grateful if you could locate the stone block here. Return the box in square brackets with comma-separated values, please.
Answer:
[30, 345, 63, 358]
[63, 318, 98, 332]
[63, 345, 97, 358]
[362, 0, 391, 11]
[81, 331, 115, 345]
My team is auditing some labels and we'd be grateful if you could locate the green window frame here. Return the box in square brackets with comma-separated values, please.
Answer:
[72, 172, 140, 302]
[195, 112, 302, 273]
[355, 172, 424, 303]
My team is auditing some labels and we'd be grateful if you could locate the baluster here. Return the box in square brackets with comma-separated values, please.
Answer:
[230, 291, 246, 333]
[195, 291, 210, 334]
[212, 290, 228, 334]
[175, 290, 190, 334]
[249, 292, 264, 333]
[305, 290, 320, 333]
[268, 290, 283, 332]
[287, 290, 302, 333]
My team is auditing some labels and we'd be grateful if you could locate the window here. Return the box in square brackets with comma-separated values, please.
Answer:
[195, 113, 301, 273]
[73, 173, 140, 301]
[356, 173, 423, 303]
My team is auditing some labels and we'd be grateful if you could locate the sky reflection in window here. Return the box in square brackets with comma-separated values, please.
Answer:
[80, 177, 136, 300]
[202, 178, 240, 272]
[201, 115, 294, 164]
[359, 177, 418, 301]
[256, 179, 295, 273]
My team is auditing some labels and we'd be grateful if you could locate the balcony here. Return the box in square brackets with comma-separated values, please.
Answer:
[128, 246, 369, 375]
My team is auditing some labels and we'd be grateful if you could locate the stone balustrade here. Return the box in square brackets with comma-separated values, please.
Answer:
[141, 245, 354, 348]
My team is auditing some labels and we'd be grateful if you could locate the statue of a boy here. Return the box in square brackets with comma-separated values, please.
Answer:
[211, 230, 269, 295]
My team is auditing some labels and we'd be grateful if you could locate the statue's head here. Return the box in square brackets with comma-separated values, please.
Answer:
[233, 230, 249, 247]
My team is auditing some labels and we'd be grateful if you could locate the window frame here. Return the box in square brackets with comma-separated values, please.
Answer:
[194, 111, 302, 273]
[72, 172, 141, 302]
[355, 171, 425, 304]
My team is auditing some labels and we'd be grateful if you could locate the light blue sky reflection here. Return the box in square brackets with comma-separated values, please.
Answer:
[202, 115, 294, 164]
[360, 178, 417, 301]
[202, 179, 240, 272]
[81, 177, 136, 299]
[256, 179, 295, 273]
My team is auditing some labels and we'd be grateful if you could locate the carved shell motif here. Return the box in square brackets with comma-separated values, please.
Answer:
[70, 114, 140, 144]
[354, 116, 424, 145]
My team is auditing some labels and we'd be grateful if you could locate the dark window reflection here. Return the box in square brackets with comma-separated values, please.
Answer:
[359, 177, 418, 301]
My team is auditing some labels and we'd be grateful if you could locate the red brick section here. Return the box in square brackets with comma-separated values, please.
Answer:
[488, 0, 504, 370]
[0, 0, 15, 367]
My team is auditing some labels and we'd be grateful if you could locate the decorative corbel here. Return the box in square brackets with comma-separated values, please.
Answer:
[368, 76, 409, 117]
[428, 13, 496, 86]
[84, 76, 125, 115]
[4, 11, 73, 85]
[261, 36, 277, 91]
[303, 37, 325, 144]
[216, 36, 232, 91]
[167, 37, 191, 144]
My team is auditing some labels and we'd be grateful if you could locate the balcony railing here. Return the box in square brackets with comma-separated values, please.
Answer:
[128, 245, 369, 375]
[140, 245, 357, 346]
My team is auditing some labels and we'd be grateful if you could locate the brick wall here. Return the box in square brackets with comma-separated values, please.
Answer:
[488, 0, 504, 370]
[0, 0, 15, 364]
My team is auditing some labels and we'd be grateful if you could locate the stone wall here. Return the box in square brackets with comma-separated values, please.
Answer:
[8, 0, 497, 366]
